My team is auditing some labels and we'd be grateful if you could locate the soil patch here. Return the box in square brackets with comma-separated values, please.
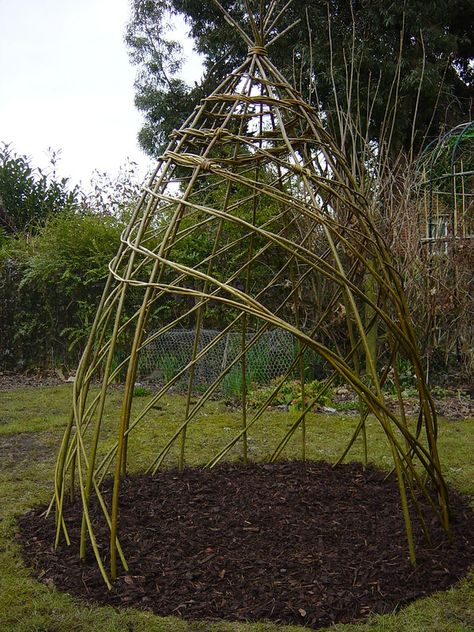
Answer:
[0, 432, 57, 472]
[0, 370, 65, 391]
[331, 387, 474, 421]
[17, 461, 474, 629]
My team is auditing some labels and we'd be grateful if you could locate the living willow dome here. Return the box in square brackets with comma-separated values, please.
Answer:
[54, 0, 450, 586]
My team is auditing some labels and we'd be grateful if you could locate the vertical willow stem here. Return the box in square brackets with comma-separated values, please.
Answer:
[460, 159, 465, 238]
[363, 263, 378, 466]
[391, 444, 417, 565]
[241, 314, 249, 464]
[291, 265, 306, 460]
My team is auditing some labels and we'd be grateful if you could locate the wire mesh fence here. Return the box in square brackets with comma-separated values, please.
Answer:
[138, 328, 305, 393]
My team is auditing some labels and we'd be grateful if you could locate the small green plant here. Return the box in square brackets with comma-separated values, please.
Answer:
[160, 353, 181, 384]
[382, 359, 418, 395]
[248, 377, 333, 411]
[431, 385, 450, 398]
[222, 366, 243, 400]
[401, 386, 419, 398]
[397, 359, 417, 390]
[333, 400, 359, 412]
[221, 345, 272, 400]
[222, 363, 256, 400]
[133, 385, 151, 397]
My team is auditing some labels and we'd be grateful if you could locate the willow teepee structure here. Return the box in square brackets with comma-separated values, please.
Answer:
[53, 0, 450, 586]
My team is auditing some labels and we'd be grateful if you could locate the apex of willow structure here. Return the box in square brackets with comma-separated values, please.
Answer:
[53, 0, 450, 586]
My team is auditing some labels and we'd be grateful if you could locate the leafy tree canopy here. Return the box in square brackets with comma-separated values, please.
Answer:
[0, 144, 79, 236]
[126, 0, 474, 158]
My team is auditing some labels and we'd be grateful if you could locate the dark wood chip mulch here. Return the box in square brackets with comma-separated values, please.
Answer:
[17, 461, 474, 629]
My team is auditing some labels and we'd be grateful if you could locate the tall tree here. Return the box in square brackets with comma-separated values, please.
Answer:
[126, 0, 474, 157]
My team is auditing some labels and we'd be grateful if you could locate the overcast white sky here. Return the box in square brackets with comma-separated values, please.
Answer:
[0, 0, 202, 188]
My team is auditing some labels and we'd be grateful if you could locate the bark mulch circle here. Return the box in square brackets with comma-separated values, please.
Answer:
[17, 461, 474, 629]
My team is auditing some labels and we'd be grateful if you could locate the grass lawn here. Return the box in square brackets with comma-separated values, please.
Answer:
[0, 384, 473, 632]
